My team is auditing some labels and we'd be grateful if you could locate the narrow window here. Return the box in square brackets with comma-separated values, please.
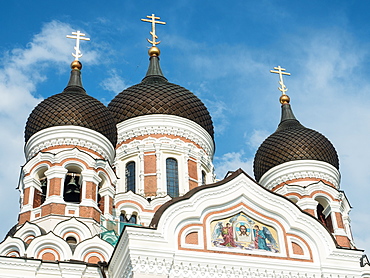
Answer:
[126, 162, 136, 193]
[166, 158, 179, 198]
[34, 177, 47, 208]
[128, 215, 137, 224]
[317, 203, 334, 233]
[40, 177, 47, 204]
[202, 171, 206, 185]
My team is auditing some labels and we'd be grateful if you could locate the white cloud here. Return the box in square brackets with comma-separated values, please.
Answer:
[100, 69, 129, 94]
[214, 151, 253, 180]
[0, 20, 97, 240]
[203, 99, 229, 135]
[246, 129, 270, 150]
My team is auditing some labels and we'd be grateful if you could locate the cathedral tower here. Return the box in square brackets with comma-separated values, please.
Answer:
[253, 66, 352, 248]
[107, 15, 215, 227]
[1, 32, 116, 263]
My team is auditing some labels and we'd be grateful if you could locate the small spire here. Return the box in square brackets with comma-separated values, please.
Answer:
[141, 53, 168, 84]
[64, 30, 90, 93]
[64, 60, 86, 94]
[141, 15, 168, 84]
[269, 66, 303, 131]
[276, 101, 303, 132]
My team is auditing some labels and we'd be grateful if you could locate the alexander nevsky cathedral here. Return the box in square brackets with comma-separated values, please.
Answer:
[0, 14, 369, 278]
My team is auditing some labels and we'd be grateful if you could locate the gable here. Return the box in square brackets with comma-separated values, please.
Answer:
[110, 170, 364, 277]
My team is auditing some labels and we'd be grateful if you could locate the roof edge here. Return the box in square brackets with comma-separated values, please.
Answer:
[150, 169, 251, 227]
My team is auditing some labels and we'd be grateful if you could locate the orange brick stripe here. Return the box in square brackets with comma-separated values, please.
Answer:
[37, 248, 60, 261]
[272, 178, 335, 192]
[6, 250, 20, 257]
[62, 231, 81, 242]
[39, 145, 105, 160]
[285, 190, 338, 202]
[83, 252, 105, 264]
[115, 200, 162, 213]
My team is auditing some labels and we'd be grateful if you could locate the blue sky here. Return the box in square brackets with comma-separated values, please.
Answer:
[1, 1, 370, 254]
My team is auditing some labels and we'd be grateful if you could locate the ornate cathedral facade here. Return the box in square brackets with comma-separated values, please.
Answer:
[0, 16, 369, 277]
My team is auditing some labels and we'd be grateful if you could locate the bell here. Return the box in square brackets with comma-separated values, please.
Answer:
[40, 179, 47, 189]
[65, 176, 80, 194]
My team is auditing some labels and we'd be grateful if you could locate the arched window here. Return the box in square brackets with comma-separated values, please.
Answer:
[202, 171, 206, 185]
[119, 213, 137, 233]
[128, 214, 137, 224]
[125, 162, 136, 193]
[317, 203, 334, 233]
[33, 168, 48, 208]
[119, 213, 126, 223]
[166, 158, 179, 198]
[63, 173, 81, 203]
[66, 236, 77, 245]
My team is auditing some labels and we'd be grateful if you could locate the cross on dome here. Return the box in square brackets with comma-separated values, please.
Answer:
[141, 14, 166, 46]
[270, 66, 291, 95]
[66, 31, 90, 61]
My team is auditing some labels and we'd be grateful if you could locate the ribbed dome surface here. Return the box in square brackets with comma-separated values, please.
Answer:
[25, 91, 117, 145]
[253, 104, 339, 182]
[108, 80, 214, 138]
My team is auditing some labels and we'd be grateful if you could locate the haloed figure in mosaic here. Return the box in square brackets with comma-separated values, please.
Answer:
[220, 223, 237, 247]
[253, 225, 270, 251]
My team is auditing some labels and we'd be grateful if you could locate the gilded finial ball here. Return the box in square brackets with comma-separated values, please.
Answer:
[279, 94, 290, 104]
[148, 46, 160, 57]
[71, 60, 82, 70]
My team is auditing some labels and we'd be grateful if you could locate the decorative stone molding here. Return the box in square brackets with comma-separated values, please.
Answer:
[13, 222, 43, 241]
[53, 218, 93, 242]
[0, 237, 26, 257]
[259, 160, 341, 190]
[25, 126, 115, 163]
[0, 257, 103, 277]
[125, 255, 326, 278]
[116, 114, 215, 158]
[26, 232, 73, 261]
[131, 256, 172, 276]
[72, 236, 114, 262]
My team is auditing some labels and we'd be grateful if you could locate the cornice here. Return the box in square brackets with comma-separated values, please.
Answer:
[259, 160, 340, 190]
[25, 126, 115, 164]
[116, 114, 215, 158]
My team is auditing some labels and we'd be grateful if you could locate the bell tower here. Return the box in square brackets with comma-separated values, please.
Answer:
[14, 31, 117, 260]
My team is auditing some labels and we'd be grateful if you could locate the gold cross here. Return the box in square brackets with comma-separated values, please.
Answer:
[270, 66, 291, 95]
[141, 14, 166, 46]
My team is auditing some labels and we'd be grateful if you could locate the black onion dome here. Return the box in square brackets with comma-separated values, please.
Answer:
[108, 55, 214, 138]
[253, 103, 339, 182]
[25, 68, 117, 146]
